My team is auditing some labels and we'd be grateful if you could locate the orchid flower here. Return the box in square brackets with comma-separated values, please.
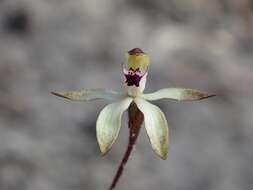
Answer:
[52, 48, 214, 160]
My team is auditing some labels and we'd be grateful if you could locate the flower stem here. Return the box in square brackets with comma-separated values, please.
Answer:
[109, 102, 144, 190]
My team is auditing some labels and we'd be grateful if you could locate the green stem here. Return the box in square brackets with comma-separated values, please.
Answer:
[109, 102, 144, 190]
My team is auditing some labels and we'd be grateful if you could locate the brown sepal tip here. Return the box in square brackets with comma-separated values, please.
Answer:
[51, 92, 70, 100]
[199, 94, 216, 100]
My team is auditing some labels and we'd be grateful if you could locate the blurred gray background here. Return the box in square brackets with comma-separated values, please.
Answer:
[0, 0, 253, 190]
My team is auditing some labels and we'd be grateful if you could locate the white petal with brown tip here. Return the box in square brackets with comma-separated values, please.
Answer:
[51, 88, 123, 101]
[141, 88, 215, 101]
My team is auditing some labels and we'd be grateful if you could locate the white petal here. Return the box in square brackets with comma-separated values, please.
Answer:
[96, 97, 133, 154]
[134, 98, 169, 159]
[141, 88, 215, 101]
[52, 88, 123, 101]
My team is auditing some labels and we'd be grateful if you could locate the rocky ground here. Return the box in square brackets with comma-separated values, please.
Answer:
[0, 0, 253, 190]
